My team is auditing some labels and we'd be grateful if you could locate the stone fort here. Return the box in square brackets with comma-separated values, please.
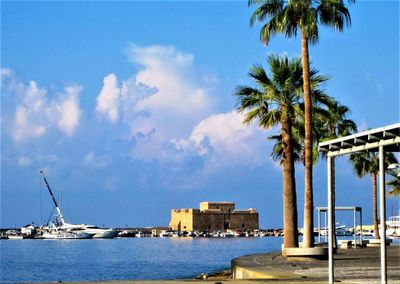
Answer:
[169, 202, 259, 232]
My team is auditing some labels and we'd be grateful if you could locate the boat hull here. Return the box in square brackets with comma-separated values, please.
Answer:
[42, 231, 94, 239]
[91, 229, 119, 239]
[8, 235, 24, 240]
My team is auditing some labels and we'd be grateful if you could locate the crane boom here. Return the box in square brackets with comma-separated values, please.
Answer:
[40, 170, 65, 226]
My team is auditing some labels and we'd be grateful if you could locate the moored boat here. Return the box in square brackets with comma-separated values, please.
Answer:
[42, 229, 94, 239]
[386, 215, 400, 237]
[40, 171, 118, 239]
[5, 230, 24, 239]
[8, 235, 24, 240]
[84, 226, 119, 238]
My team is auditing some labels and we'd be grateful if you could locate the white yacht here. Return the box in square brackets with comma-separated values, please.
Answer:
[58, 223, 119, 238]
[40, 171, 118, 239]
[320, 224, 352, 236]
[335, 225, 353, 236]
[42, 228, 94, 239]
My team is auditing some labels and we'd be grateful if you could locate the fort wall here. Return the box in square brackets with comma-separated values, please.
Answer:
[169, 202, 259, 232]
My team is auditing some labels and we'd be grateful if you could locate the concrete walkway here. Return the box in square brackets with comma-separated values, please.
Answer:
[231, 245, 400, 283]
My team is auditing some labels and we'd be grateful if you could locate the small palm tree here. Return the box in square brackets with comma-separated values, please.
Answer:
[249, 0, 356, 248]
[349, 152, 398, 239]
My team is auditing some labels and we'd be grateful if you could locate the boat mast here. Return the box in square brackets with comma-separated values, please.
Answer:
[40, 170, 65, 226]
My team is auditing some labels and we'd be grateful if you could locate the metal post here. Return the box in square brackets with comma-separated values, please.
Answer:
[325, 211, 328, 243]
[328, 156, 334, 284]
[379, 146, 387, 284]
[353, 208, 356, 248]
[360, 209, 363, 244]
[318, 208, 321, 243]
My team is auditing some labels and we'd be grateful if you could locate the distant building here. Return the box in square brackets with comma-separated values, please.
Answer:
[169, 201, 259, 232]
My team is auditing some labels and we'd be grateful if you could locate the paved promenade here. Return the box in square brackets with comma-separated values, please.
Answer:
[231, 245, 400, 283]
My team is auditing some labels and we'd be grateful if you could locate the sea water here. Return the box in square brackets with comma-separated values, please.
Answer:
[0, 237, 283, 283]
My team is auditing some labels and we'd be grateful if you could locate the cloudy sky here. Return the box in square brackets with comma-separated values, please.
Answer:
[1, 1, 399, 229]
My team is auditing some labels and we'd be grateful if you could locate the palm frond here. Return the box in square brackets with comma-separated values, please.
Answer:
[249, 0, 284, 24]
[317, 0, 352, 31]
[259, 108, 281, 128]
[249, 64, 271, 88]
[386, 169, 400, 197]
[234, 85, 263, 112]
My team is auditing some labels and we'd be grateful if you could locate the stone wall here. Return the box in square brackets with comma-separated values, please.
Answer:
[200, 202, 235, 213]
[229, 211, 259, 231]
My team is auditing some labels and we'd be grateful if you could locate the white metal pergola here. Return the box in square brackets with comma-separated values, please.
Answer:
[316, 206, 362, 245]
[318, 123, 400, 284]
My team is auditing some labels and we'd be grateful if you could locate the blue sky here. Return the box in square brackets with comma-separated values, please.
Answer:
[1, 1, 399, 229]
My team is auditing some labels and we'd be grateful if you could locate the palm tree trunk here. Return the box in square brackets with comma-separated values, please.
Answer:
[282, 119, 299, 248]
[301, 32, 314, 248]
[372, 173, 380, 239]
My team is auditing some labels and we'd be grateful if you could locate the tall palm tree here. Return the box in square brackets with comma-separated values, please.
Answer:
[349, 152, 398, 239]
[234, 54, 328, 248]
[234, 54, 304, 248]
[249, 0, 355, 248]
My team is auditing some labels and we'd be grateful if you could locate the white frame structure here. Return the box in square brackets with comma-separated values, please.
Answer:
[316, 206, 362, 246]
[318, 123, 400, 284]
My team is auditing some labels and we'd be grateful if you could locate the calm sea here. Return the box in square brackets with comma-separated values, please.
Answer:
[0, 237, 283, 283]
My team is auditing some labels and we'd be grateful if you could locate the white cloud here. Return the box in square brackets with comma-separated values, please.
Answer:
[96, 73, 121, 123]
[174, 111, 270, 170]
[96, 44, 216, 160]
[128, 44, 209, 116]
[95, 45, 272, 172]
[54, 85, 82, 135]
[83, 152, 112, 169]
[13, 81, 49, 141]
[1, 67, 12, 77]
[18, 156, 32, 166]
[2, 71, 83, 141]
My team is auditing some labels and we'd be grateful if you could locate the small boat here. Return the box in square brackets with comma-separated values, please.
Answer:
[211, 231, 222, 237]
[85, 226, 119, 238]
[159, 230, 170, 237]
[386, 215, 400, 237]
[222, 231, 235, 238]
[320, 225, 352, 236]
[6, 230, 24, 239]
[8, 235, 24, 240]
[335, 225, 353, 236]
[171, 231, 180, 237]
